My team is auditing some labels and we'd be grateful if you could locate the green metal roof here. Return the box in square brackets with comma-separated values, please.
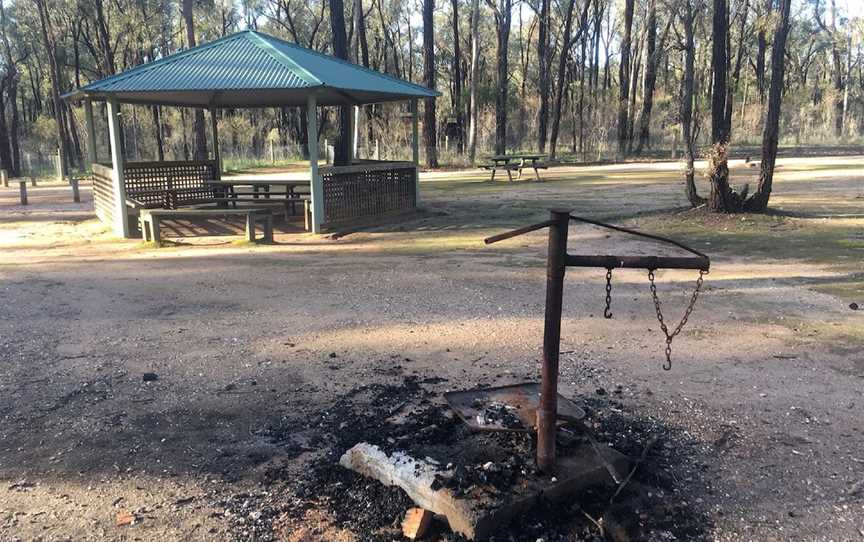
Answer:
[63, 30, 440, 107]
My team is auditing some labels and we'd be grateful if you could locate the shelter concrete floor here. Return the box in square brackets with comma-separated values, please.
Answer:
[0, 155, 862, 540]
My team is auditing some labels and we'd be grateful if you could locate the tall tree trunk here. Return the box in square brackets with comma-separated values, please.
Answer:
[616, 0, 634, 158]
[152, 106, 165, 161]
[536, 0, 551, 152]
[181, 0, 208, 161]
[633, 0, 657, 155]
[35, 0, 76, 174]
[708, 0, 737, 212]
[725, 0, 748, 139]
[493, 0, 512, 155]
[755, 0, 770, 102]
[329, 0, 353, 165]
[745, 0, 791, 211]
[450, 0, 464, 154]
[0, 90, 11, 172]
[548, 0, 577, 160]
[681, 0, 704, 206]
[422, 0, 438, 167]
[467, 0, 480, 164]
[0, 0, 19, 175]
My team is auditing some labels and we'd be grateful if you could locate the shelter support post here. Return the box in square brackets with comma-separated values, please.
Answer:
[84, 100, 97, 167]
[352, 105, 360, 160]
[106, 98, 130, 238]
[411, 99, 420, 204]
[537, 209, 570, 472]
[411, 99, 419, 165]
[210, 108, 221, 177]
[307, 95, 323, 233]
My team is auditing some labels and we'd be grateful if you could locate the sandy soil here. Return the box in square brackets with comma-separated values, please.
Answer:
[0, 156, 862, 541]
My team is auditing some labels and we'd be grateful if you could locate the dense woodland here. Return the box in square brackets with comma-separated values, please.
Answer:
[0, 0, 861, 210]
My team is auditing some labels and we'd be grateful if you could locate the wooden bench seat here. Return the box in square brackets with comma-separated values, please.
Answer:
[478, 163, 519, 170]
[140, 208, 274, 247]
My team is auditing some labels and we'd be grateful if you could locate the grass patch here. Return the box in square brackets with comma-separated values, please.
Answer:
[629, 210, 864, 266]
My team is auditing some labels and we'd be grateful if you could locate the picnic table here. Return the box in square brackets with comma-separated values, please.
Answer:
[204, 179, 310, 217]
[479, 153, 549, 182]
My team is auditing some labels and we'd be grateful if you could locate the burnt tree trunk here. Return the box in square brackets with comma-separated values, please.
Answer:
[422, 0, 438, 166]
[745, 0, 791, 211]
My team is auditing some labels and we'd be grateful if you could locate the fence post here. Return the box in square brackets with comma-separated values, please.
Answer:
[30, 176, 37, 187]
[0, 169, 7, 187]
[71, 177, 80, 203]
[18, 180, 27, 205]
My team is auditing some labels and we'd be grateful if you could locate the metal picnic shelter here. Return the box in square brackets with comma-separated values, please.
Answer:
[63, 30, 440, 237]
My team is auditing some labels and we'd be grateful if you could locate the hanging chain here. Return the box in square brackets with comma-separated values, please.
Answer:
[648, 269, 708, 370]
[604, 268, 613, 319]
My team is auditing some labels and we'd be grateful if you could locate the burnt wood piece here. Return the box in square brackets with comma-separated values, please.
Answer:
[139, 208, 274, 247]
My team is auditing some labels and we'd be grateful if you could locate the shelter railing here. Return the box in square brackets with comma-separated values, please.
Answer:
[320, 160, 417, 229]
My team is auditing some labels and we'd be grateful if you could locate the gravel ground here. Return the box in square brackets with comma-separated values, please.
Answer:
[0, 157, 862, 541]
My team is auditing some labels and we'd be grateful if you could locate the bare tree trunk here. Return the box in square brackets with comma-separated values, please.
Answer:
[745, 0, 791, 211]
[493, 0, 512, 155]
[755, 0, 770, 102]
[616, 0, 634, 159]
[681, 0, 704, 206]
[536, 0, 551, 152]
[548, 0, 576, 160]
[181, 0, 208, 161]
[1, 0, 19, 175]
[329, 0, 353, 165]
[451, 0, 464, 154]
[467, 0, 480, 164]
[422, 0, 438, 166]
[550, 0, 591, 159]
[152, 106, 165, 161]
[35, 0, 76, 174]
[708, 0, 737, 212]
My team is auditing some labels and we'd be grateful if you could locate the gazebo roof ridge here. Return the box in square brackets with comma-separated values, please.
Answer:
[249, 31, 439, 97]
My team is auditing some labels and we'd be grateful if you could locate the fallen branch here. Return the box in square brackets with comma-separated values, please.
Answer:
[609, 435, 659, 504]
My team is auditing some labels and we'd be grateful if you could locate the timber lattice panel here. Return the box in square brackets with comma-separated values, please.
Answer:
[321, 165, 416, 226]
[92, 164, 116, 226]
[124, 161, 218, 208]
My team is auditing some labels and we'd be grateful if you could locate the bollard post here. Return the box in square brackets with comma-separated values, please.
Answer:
[71, 177, 80, 203]
[30, 177, 37, 187]
[18, 180, 27, 205]
[0, 169, 7, 187]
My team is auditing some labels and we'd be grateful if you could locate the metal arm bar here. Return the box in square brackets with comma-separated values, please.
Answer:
[484, 214, 710, 272]
[566, 255, 709, 271]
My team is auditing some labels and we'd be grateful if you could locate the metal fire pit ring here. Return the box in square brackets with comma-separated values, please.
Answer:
[445, 382, 586, 433]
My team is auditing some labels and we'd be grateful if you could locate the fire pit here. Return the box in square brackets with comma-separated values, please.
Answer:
[339, 210, 711, 540]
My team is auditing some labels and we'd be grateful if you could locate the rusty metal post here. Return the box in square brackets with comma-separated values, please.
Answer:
[537, 209, 571, 472]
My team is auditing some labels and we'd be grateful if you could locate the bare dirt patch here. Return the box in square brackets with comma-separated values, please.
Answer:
[1, 156, 862, 540]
